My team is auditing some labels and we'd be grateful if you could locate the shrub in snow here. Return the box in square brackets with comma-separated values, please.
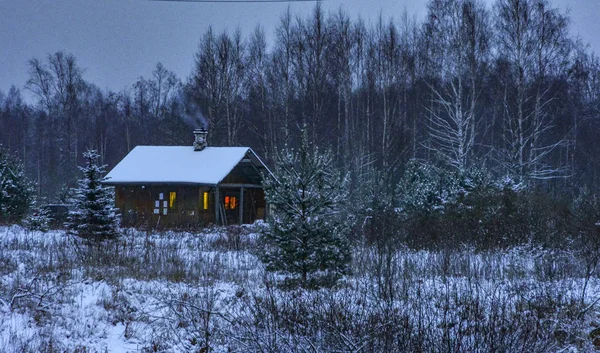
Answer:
[393, 161, 552, 249]
[395, 160, 472, 215]
[357, 167, 404, 244]
[67, 150, 120, 241]
[496, 174, 527, 192]
[0, 146, 34, 224]
[396, 160, 499, 215]
[571, 188, 600, 238]
[25, 207, 51, 232]
[261, 132, 351, 288]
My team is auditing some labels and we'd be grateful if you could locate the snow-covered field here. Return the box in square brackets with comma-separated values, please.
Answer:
[1, 225, 599, 352]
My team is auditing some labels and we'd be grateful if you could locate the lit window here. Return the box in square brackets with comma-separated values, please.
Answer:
[224, 196, 238, 210]
[169, 192, 176, 208]
[203, 192, 209, 210]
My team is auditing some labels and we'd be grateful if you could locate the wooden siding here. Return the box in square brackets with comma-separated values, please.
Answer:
[220, 163, 263, 185]
[115, 184, 266, 228]
[116, 185, 214, 228]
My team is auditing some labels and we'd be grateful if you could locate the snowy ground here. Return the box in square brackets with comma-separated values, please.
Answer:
[1, 225, 600, 352]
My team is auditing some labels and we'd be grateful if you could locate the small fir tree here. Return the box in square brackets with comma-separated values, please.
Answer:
[25, 207, 51, 232]
[67, 150, 119, 241]
[261, 132, 351, 288]
[0, 146, 34, 224]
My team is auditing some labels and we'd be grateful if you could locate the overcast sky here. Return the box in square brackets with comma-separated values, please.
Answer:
[1, 0, 599, 99]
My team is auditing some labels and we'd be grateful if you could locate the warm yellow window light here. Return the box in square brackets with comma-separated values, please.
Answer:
[169, 192, 176, 208]
[203, 192, 209, 210]
[224, 196, 237, 210]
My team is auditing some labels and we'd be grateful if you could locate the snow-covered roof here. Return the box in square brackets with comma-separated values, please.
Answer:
[104, 146, 269, 186]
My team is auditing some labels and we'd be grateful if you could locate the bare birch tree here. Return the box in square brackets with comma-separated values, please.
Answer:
[267, 9, 296, 153]
[494, 0, 570, 180]
[424, 0, 490, 173]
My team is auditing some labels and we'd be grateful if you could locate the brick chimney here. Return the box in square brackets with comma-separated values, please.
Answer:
[193, 128, 208, 151]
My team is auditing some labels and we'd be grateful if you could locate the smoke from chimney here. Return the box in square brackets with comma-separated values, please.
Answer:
[176, 93, 208, 130]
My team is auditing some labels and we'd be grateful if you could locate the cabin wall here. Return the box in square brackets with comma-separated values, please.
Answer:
[114, 184, 267, 228]
[220, 163, 263, 185]
[217, 162, 266, 225]
[115, 185, 217, 228]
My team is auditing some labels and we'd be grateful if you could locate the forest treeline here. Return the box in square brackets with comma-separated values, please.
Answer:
[1, 0, 600, 202]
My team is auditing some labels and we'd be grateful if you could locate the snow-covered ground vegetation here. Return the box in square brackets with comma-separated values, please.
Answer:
[1, 224, 600, 352]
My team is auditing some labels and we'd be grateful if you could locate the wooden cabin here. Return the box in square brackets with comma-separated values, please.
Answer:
[103, 128, 272, 228]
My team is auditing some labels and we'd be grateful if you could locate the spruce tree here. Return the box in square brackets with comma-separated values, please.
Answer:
[68, 150, 119, 241]
[25, 207, 51, 232]
[0, 146, 34, 224]
[261, 132, 351, 288]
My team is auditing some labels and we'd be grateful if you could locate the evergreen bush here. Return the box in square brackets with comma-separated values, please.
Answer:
[67, 150, 120, 241]
[261, 133, 352, 288]
[0, 146, 34, 224]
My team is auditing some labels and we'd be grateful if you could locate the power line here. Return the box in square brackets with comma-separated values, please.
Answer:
[149, 0, 324, 3]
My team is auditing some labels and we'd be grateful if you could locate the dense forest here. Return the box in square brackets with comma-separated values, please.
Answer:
[1, 0, 600, 202]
